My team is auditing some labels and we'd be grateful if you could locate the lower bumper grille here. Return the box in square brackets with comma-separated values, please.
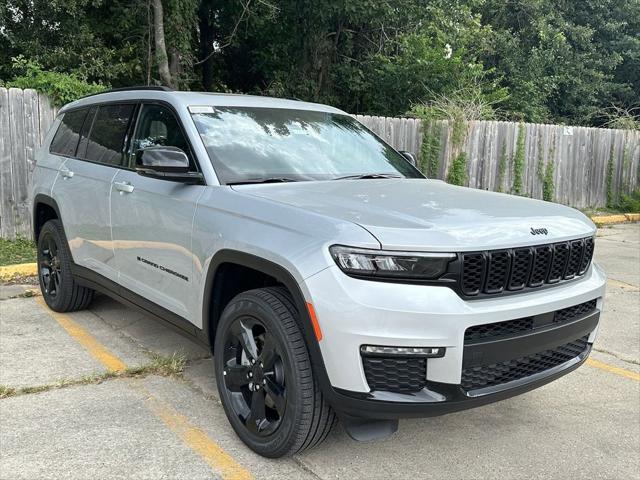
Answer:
[461, 336, 590, 391]
[362, 356, 427, 393]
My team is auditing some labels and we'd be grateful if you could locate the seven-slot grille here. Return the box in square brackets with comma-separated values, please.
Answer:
[461, 336, 590, 391]
[461, 237, 594, 297]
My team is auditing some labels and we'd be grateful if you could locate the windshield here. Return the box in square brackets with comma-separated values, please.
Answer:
[190, 107, 423, 184]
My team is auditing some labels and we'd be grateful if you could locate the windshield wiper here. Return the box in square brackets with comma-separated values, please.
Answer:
[228, 177, 300, 185]
[332, 173, 403, 180]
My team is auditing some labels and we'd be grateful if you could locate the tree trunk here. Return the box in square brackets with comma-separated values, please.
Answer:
[198, 1, 216, 91]
[151, 0, 175, 88]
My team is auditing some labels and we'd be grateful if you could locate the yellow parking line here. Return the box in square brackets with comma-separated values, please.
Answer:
[143, 392, 252, 480]
[586, 358, 640, 382]
[35, 296, 126, 372]
[34, 296, 251, 479]
[607, 278, 639, 290]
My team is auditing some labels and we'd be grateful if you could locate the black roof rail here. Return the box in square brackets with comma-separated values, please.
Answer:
[77, 85, 174, 101]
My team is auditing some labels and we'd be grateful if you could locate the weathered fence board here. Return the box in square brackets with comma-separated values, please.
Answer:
[356, 115, 640, 210]
[0, 88, 638, 239]
[0, 88, 57, 239]
[0, 88, 12, 239]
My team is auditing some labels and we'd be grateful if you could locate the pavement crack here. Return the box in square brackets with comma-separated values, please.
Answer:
[291, 456, 327, 480]
[0, 353, 187, 400]
[593, 347, 640, 366]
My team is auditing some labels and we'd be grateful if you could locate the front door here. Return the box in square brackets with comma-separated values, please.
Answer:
[110, 103, 205, 321]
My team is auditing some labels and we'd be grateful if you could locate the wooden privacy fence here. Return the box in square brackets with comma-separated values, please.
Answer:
[0, 88, 57, 239]
[0, 87, 638, 239]
[355, 115, 640, 209]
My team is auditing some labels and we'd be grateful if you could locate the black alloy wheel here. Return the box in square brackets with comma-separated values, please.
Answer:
[39, 230, 62, 298]
[37, 219, 94, 312]
[214, 287, 335, 457]
[222, 317, 287, 436]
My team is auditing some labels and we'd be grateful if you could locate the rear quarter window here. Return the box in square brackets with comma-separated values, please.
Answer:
[49, 109, 89, 157]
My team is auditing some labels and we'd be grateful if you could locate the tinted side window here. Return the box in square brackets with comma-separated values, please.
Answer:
[49, 109, 89, 156]
[76, 106, 98, 160]
[132, 104, 196, 170]
[84, 104, 134, 166]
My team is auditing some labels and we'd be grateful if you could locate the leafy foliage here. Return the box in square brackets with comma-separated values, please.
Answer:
[512, 123, 526, 195]
[0, 0, 637, 124]
[542, 161, 555, 202]
[606, 144, 616, 208]
[6, 57, 106, 106]
[419, 122, 441, 178]
[447, 152, 468, 186]
[617, 190, 640, 212]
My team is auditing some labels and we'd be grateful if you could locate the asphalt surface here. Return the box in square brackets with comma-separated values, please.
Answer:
[1, 224, 638, 479]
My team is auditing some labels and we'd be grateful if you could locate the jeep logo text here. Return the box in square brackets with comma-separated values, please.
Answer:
[530, 227, 548, 235]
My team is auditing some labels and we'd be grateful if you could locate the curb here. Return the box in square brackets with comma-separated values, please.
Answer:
[0, 262, 37, 281]
[591, 213, 640, 226]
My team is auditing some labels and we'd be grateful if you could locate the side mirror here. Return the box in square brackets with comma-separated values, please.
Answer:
[136, 146, 203, 184]
[400, 151, 417, 167]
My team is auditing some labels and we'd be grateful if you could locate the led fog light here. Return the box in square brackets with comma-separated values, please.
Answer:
[361, 345, 445, 358]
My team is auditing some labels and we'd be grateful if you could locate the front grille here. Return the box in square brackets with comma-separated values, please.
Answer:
[362, 356, 427, 393]
[460, 237, 594, 297]
[464, 299, 598, 343]
[461, 336, 590, 391]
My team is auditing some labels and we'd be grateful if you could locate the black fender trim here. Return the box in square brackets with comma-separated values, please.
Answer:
[201, 249, 337, 401]
[32, 194, 63, 240]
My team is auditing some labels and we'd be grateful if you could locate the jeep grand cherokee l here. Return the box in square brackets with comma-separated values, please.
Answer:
[32, 86, 606, 457]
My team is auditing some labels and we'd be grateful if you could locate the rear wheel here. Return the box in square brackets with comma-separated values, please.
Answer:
[214, 287, 335, 457]
[37, 219, 94, 312]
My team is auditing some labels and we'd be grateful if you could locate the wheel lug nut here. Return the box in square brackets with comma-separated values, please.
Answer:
[223, 370, 227, 376]
[262, 379, 266, 385]
[259, 362, 264, 368]
[248, 372, 253, 378]
[251, 359, 255, 365]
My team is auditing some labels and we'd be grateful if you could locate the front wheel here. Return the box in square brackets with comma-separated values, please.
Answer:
[214, 287, 335, 457]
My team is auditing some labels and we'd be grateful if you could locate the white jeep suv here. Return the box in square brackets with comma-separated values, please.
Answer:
[32, 87, 606, 457]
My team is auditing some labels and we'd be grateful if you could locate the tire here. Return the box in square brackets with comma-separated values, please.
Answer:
[214, 287, 336, 457]
[37, 219, 94, 312]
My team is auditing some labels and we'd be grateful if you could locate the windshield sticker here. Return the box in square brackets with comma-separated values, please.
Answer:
[189, 105, 216, 114]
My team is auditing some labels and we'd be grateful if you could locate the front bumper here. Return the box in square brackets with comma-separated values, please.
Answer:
[301, 262, 606, 418]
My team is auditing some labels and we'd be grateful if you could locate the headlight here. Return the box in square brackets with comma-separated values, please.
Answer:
[329, 245, 455, 280]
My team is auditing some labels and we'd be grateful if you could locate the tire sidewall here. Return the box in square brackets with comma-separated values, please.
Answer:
[214, 293, 306, 457]
[37, 220, 74, 311]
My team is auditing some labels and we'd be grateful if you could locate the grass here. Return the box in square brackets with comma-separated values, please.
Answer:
[617, 190, 640, 213]
[0, 353, 186, 399]
[0, 238, 37, 266]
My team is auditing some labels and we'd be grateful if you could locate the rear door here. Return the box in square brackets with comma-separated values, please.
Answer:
[110, 102, 205, 321]
[51, 103, 136, 282]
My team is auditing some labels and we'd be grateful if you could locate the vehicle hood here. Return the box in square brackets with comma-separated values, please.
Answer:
[231, 179, 596, 251]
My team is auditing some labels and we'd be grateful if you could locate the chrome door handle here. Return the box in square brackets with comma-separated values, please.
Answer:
[60, 168, 74, 179]
[114, 181, 135, 194]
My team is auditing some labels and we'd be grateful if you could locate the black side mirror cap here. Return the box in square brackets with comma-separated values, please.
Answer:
[135, 146, 204, 184]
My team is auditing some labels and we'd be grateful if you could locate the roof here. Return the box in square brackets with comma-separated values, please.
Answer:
[59, 89, 347, 115]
